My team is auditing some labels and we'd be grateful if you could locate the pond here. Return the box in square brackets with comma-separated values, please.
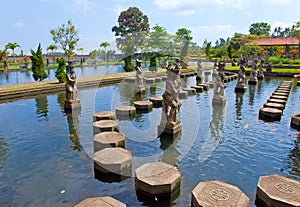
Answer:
[0, 74, 299, 207]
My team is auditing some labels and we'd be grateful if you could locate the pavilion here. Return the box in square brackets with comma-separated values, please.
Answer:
[246, 36, 300, 58]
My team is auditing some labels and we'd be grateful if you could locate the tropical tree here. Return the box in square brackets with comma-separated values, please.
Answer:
[249, 22, 271, 36]
[205, 42, 211, 60]
[31, 43, 48, 81]
[5, 42, 20, 63]
[112, 7, 150, 72]
[50, 20, 80, 60]
[100, 42, 110, 62]
[47, 44, 57, 64]
[106, 50, 116, 62]
[148, 24, 171, 54]
[0, 49, 8, 63]
[175, 28, 193, 57]
[227, 44, 233, 60]
[55, 57, 66, 83]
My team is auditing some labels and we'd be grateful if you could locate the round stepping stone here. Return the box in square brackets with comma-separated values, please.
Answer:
[290, 113, 300, 130]
[263, 102, 284, 110]
[115, 106, 136, 120]
[191, 86, 204, 92]
[179, 91, 188, 99]
[94, 147, 132, 175]
[93, 120, 119, 134]
[272, 92, 289, 97]
[124, 77, 135, 83]
[94, 131, 125, 152]
[275, 89, 290, 94]
[134, 101, 153, 112]
[270, 95, 288, 101]
[74, 196, 126, 207]
[297, 81, 300, 86]
[198, 84, 209, 91]
[208, 81, 215, 88]
[277, 87, 291, 91]
[259, 107, 282, 121]
[162, 76, 167, 81]
[149, 96, 163, 107]
[192, 180, 249, 207]
[183, 88, 196, 96]
[256, 175, 300, 207]
[135, 161, 181, 196]
[267, 98, 287, 106]
[155, 77, 162, 82]
[93, 111, 115, 122]
[144, 78, 155, 84]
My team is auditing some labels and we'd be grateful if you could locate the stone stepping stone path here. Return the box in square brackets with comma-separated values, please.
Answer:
[191, 86, 204, 92]
[124, 77, 135, 83]
[259, 81, 292, 121]
[74, 196, 126, 207]
[93, 120, 119, 134]
[255, 174, 300, 207]
[291, 113, 300, 130]
[135, 161, 181, 196]
[179, 90, 188, 99]
[134, 101, 153, 112]
[94, 147, 132, 176]
[94, 131, 125, 152]
[191, 180, 249, 207]
[155, 77, 162, 82]
[115, 105, 136, 120]
[93, 111, 115, 122]
[198, 83, 209, 91]
[149, 96, 163, 107]
[144, 78, 155, 84]
[183, 88, 196, 96]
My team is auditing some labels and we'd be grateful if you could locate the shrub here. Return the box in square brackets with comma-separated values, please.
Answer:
[55, 58, 66, 83]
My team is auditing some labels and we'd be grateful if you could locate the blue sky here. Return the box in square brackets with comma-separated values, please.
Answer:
[1, 0, 299, 54]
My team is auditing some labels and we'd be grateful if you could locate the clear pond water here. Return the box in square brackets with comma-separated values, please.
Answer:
[0, 74, 300, 206]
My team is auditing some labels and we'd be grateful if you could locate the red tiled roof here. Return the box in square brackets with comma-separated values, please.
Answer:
[246, 37, 300, 46]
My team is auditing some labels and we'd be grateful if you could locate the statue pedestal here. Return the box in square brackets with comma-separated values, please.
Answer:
[64, 99, 81, 113]
[158, 121, 181, 138]
[134, 87, 146, 95]
[234, 86, 247, 93]
[257, 75, 264, 80]
[248, 79, 258, 85]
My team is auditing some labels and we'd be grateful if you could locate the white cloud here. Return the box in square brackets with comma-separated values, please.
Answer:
[65, 0, 97, 13]
[177, 9, 196, 16]
[108, 4, 128, 16]
[262, 0, 294, 4]
[271, 20, 293, 31]
[12, 22, 24, 28]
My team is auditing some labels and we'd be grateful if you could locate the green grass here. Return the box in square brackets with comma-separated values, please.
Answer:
[226, 66, 300, 73]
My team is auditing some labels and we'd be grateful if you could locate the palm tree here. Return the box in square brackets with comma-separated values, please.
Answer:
[5, 42, 20, 63]
[0, 49, 8, 63]
[100, 41, 110, 62]
[47, 44, 57, 64]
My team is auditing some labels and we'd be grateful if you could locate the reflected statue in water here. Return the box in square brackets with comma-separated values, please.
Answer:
[134, 59, 145, 94]
[64, 61, 81, 112]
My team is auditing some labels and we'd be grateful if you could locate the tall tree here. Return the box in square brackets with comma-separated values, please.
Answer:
[31, 43, 48, 81]
[50, 20, 80, 60]
[175, 28, 193, 57]
[55, 57, 66, 83]
[112, 7, 150, 72]
[5, 42, 20, 63]
[205, 42, 211, 60]
[148, 24, 170, 54]
[47, 44, 57, 64]
[0, 49, 8, 63]
[249, 22, 271, 36]
[100, 42, 110, 62]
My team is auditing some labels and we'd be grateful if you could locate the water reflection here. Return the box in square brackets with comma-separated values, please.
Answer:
[159, 133, 181, 165]
[35, 95, 49, 121]
[286, 137, 300, 181]
[235, 93, 244, 120]
[198, 103, 225, 163]
[0, 137, 8, 169]
[248, 85, 256, 106]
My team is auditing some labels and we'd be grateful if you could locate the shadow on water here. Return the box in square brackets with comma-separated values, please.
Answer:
[0, 137, 8, 170]
[285, 136, 300, 181]
[35, 95, 49, 121]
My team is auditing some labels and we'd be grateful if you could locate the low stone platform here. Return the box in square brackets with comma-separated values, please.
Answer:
[144, 78, 155, 84]
[235, 87, 247, 93]
[115, 105, 136, 120]
[191, 86, 204, 92]
[191, 180, 249, 207]
[272, 92, 289, 97]
[93, 120, 119, 134]
[198, 84, 209, 91]
[183, 88, 196, 96]
[297, 81, 300, 86]
[93, 111, 115, 122]
[256, 174, 300, 207]
[64, 99, 81, 113]
[94, 131, 125, 152]
[74, 196, 126, 207]
[124, 77, 135, 83]
[149, 96, 163, 107]
[248, 80, 258, 85]
[208, 81, 215, 88]
[270, 95, 288, 101]
[259, 107, 282, 121]
[134, 101, 153, 112]
[155, 77, 162, 82]
[267, 98, 287, 106]
[135, 161, 181, 196]
[275, 89, 290, 94]
[94, 147, 132, 176]
[162, 76, 167, 81]
[263, 102, 285, 110]
[290, 113, 300, 130]
[179, 91, 188, 99]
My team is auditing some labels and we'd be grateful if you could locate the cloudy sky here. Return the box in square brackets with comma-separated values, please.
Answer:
[1, 0, 299, 54]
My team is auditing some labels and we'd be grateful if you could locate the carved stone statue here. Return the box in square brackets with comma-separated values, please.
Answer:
[134, 59, 145, 94]
[65, 61, 80, 111]
[212, 61, 226, 104]
[266, 61, 272, 72]
[236, 58, 246, 88]
[257, 59, 265, 79]
[248, 59, 258, 85]
[158, 61, 182, 136]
